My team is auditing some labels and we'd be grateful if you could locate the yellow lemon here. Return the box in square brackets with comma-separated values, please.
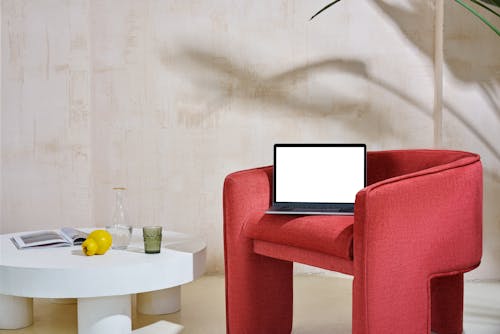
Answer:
[82, 238, 98, 256]
[87, 229, 113, 255]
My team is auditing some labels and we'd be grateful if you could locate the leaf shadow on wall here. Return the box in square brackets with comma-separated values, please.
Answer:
[373, 0, 500, 162]
[164, 47, 431, 144]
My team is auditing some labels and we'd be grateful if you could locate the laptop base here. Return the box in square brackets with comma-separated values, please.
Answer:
[266, 207, 354, 216]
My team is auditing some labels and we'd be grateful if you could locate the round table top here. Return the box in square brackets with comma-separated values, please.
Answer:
[0, 229, 206, 298]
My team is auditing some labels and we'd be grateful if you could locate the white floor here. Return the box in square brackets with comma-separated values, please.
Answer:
[1, 275, 499, 334]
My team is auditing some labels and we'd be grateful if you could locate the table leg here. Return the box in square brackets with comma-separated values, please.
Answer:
[0, 294, 33, 329]
[136, 286, 181, 315]
[78, 294, 131, 334]
[50, 298, 77, 304]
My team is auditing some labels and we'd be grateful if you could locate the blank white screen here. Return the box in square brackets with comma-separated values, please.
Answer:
[275, 146, 365, 203]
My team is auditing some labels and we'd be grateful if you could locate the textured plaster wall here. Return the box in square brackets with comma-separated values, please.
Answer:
[2, 1, 92, 231]
[0, 1, 498, 278]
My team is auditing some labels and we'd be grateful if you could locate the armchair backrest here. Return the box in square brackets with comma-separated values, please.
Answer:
[367, 149, 477, 186]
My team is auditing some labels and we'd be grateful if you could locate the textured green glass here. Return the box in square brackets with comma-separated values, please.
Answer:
[143, 226, 162, 254]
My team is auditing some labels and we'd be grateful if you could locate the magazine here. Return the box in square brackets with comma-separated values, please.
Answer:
[11, 227, 88, 249]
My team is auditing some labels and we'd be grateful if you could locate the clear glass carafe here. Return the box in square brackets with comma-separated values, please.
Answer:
[112, 187, 127, 226]
[106, 187, 132, 249]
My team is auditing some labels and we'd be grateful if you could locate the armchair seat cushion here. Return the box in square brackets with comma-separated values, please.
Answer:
[243, 213, 354, 260]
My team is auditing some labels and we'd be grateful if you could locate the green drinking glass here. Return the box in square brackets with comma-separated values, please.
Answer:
[142, 226, 163, 254]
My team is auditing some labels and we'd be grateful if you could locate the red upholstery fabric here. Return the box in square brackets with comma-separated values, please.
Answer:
[254, 240, 354, 274]
[353, 152, 482, 334]
[244, 213, 354, 260]
[223, 150, 483, 334]
[223, 167, 293, 334]
[366, 149, 474, 185]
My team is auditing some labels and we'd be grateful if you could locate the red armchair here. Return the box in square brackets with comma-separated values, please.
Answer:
[223, 149, 482, 334]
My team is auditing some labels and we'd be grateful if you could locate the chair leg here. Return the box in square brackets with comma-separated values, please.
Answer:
[225, 249, 293, 334]
[431, 274, 464, 334]
[353, 274, 431, 334]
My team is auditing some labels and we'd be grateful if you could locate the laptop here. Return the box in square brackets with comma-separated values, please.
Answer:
[266, 144, 366, 215]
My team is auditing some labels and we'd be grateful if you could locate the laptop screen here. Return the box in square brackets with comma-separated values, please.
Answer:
[274, 144, 366, 204]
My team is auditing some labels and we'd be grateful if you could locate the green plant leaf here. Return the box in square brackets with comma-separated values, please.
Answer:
[470, 0, 500, 19]
[455, 0, 500, 36]
[310, 0, 343, 21]
[479, 0, 500, 7]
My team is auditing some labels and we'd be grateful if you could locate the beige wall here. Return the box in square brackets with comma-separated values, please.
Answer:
[1, 1, 499, 278]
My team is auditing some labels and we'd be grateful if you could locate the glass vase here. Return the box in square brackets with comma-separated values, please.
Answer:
[106, 187, 132, 250]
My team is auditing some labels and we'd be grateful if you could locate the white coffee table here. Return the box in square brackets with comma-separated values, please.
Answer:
[0, 229, 206, 334]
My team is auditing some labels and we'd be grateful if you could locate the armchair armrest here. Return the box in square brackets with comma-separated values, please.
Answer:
[352, 155, 482, 333]
[223, 166, 294, 333]
[354, 155, 482, 272]
[223, 166, 273, 232]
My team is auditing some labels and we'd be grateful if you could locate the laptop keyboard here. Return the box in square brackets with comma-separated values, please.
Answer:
[270, 206, 353, 213]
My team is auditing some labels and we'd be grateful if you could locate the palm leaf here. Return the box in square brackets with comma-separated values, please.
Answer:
[455, 0, 500, 36]
[470, 0, 500, 19]
[310, 0, 343, 21]
[480, 0, 500, 7]
[310, 0, 500, 37]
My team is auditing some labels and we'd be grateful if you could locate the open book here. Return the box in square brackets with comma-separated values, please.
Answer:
[11, 227, 88, 249]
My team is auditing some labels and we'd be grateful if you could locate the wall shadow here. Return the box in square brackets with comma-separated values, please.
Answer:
[372, 0, 500, 162]
[373, 0, 500, 83]
[372, 0, 434, 59]
[164, 1, 499, 161]
[164, 46, 431, 144]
